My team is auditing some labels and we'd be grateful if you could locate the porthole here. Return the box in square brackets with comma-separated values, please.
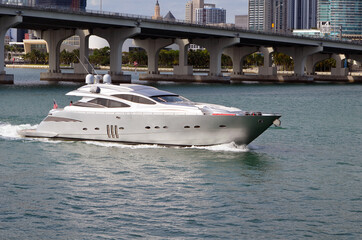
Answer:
[194, 125, 200, 129]
[116, 116, 121, 119]
[119, 127, 124, 130]
[145, 126, 151, 129]
[184, 126, 190, 129]
[219, 125, 226, 128]
[83, 128, 88, 131]
[155, 126, 160, 129]
[163, 126, 168, 129]
[95, 127, 100, 130]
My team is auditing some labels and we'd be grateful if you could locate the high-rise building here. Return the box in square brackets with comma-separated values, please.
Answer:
[35, 0, 87, 10]
[288, 0, 317, 30]
[185, 0, 206, 23]
[195, 6, 226, 25]
[248, 0, 288, 33]
[317, 0, 362, 38]
[185, 1, 193, 22]
[267, 0, 289, 33]
[248, 0, 266, 31]
[186, 0, 225, 25]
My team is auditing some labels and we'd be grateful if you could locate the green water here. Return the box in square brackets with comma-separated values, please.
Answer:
[0, 68, 361, 239]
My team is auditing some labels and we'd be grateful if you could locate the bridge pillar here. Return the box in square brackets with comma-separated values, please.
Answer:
[306, 53, 331, 75]
[223, 46, 258, 75]
[93, 27, 140, 76]
[0, 15, 22, 84]
[173, 39, 193, 75]
[277, 46, 323, 76]
[193, 38, 240, 76]
[74, 29, 91, 74]
[39, 29, 75, 73]
[331, 54, 348, 76]
[258, 47, 277, 76]
[133, 38, 174, 74]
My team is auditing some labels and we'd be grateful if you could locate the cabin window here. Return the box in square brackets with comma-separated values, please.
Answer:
[112, 94, 156, 105]
[151, 95, 190, 103]
[72, 101, 105, 108]
[89, 98, 130, 108]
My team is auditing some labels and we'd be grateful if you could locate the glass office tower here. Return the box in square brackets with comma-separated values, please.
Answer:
[318, 0, 362, 37]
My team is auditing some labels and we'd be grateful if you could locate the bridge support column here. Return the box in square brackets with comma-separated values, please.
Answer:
[40, 29, 75, 73]
[258, 47, 277, 76]
[0, 15, 22, 84]
[133, 38, 174, 74]
[331, 54, 348, 76]
[277, 46, 323, 76]
[173, 39, 193, 75]
[74, 29, 91, 74]
[94, 27, 140, 82]
[306, 53, 331, 75]
[223, 46, 258, 75]
[193, 38, 239, 76]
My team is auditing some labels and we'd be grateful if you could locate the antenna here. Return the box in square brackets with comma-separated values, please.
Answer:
[75, 55, 90, 74]
[83, 56, 99, 75]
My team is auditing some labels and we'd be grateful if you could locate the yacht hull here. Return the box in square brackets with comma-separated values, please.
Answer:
[19, 111, 280, 146]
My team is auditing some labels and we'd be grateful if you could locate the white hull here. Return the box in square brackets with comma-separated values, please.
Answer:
[20, 112, 279, 146]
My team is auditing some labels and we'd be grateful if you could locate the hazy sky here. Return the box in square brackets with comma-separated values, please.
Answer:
[86, 0, 249, 23]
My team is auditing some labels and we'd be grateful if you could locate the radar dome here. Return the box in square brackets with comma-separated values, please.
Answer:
[86, 74, 94, 84]
[103, 74, 111, 84]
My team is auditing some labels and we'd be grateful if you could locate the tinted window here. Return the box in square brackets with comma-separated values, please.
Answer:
[72, 101, 105, 108]
[113, 94, 156, 105]
[107, 100, 129, 108]
[89, 98, 130, 108]
[151, 95, 190, 103]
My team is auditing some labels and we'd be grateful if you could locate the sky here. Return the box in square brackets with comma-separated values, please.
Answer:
[86, 0, 249, 24]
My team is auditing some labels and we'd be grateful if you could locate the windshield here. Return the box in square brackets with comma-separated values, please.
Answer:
[151, 95, 191, 103]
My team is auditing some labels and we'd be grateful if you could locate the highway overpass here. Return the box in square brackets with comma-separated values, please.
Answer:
[1, 3, 362, 83]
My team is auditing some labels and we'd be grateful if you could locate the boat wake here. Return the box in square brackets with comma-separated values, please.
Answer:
[189, 142, 249, 152]
[0, 122, 249, 152]
[84, 140, 249, 152]
[0, 122, 37, 140]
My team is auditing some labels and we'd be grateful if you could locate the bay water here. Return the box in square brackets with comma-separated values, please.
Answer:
[0, 68, 361, 239]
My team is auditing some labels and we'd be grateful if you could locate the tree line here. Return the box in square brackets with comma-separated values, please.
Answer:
[16, 46, 337, 71]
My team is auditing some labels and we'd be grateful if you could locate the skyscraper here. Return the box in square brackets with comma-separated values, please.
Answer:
[318, 0, 362, 37]
[185, 1, 193, 22]
[185, 0, 205, 23]
[248, 0, 266, 31]
[288, 0, 317, 30]
[195, 6, 226, 25]
[248, 0, 288, 33]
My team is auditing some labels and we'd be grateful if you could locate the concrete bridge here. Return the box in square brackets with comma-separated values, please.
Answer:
[1, 3, 362, 84]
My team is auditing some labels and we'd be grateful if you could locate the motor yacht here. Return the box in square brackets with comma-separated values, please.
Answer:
[19, 75, 281, 146]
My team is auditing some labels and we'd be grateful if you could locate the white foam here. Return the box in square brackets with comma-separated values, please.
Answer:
[0, 122, 37, 140]
[189, 142, 249, 152]
[84, 141, 248, 152]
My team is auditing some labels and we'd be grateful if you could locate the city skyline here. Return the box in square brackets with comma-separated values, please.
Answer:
[86, 0, 248, 23]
